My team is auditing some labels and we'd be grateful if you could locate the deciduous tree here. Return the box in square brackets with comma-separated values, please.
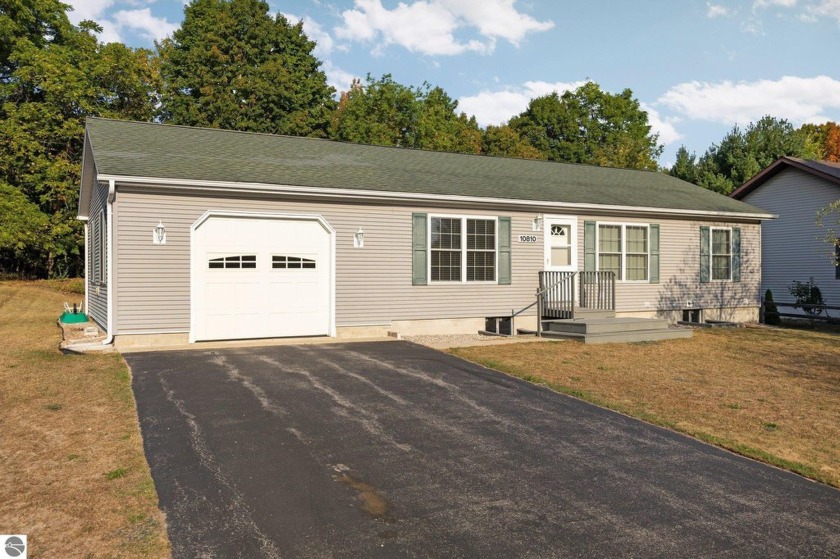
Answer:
[509, 82, 663, 170]
[158, 0, 335, 136]
[1, 2, 159, 277]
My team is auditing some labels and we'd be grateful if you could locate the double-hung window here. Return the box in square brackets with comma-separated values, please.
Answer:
[711, 228, 732, 281]
[430, 216, 496, 283]
[597, 223, 649, 281]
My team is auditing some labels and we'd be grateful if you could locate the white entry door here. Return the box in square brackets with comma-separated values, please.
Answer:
[192, 213, 333, 342]
[543, 216, 578, 272]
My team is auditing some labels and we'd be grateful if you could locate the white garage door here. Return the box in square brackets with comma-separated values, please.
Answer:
[192, 214, 332, 341]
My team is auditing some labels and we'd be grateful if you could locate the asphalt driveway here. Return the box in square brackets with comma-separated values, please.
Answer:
[126, 341, 840, 558]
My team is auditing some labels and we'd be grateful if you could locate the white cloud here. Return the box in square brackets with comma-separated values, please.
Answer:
[458, 80, 586, 126]
[322, 60, 358, 94]
[65, 1, 176, 44]
[334, 0, 553, 56]
[753, 0, 798, 8]
[112, 8, 177, 42]
[804, 0, 840, 22]
[657, 75, 840, 125]
[640, 104, 683, 145]
[66, 0, 115, 23]
[706, 3, 733, 17]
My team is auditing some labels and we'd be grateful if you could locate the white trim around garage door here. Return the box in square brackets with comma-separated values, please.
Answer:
[189, 210, 336, 343]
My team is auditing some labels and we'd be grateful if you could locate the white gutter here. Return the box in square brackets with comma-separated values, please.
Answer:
[83, 220, 89, 317]
[96, 174, 778, 221]
[102, 179, 115, 345]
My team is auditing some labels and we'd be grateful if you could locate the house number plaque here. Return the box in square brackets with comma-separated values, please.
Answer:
[518, 235, 538, 243]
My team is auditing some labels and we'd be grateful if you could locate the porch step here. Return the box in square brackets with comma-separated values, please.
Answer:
[544, 317, 669, 335]
[517, 316, 693, 344]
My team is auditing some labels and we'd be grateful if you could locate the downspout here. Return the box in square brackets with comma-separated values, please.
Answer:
[83, 220, 89, 317]
[102, 179, 116, 345]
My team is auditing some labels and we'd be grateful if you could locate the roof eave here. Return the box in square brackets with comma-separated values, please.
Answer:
[731, 156, 840, 199]
[98, 173, 777, 221]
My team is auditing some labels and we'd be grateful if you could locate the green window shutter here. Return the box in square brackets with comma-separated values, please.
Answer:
[732, 227, 741, 282]
[700, 226, 711, 283]
[584, 221, 596, 272]
[498, 217, 512, 285]
[412, 213, 427, 285]
[649, 224, 660, 284]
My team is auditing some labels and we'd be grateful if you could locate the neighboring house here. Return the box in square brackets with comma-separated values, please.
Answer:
[78, 118, 773, 347]
[731, 157, 840, 310]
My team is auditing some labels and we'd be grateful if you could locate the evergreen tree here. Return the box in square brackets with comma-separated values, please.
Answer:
[158, 0, 335, 136]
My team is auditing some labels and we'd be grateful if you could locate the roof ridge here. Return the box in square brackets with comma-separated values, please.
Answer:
[86, 117, 668, 176]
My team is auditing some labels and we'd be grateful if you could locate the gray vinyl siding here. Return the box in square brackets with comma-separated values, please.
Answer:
[112, 187, 762, 333]
[741, 167, 840, 308]
[576, 216, 761, 316]
[112, 190, 542, 332]
[87, 181, 109, 329]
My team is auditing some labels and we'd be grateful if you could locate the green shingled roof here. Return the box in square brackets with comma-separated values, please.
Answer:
[86, 118, 769, 216]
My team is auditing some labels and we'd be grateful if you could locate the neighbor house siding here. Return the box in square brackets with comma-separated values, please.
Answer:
[87, 181, 109, 329]
[575, 215, 761, 320]
[741, 167, 840, 308]
[112, 189, 544, 333]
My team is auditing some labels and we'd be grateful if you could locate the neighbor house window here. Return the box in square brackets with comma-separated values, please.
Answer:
[711, 228, 732, 281]
[597, 224, 649, 281]
[430, 216, 496, 282]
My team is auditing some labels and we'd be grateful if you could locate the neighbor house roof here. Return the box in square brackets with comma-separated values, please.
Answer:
[731, 156, 840, 200]
[84, 118, 771, 218]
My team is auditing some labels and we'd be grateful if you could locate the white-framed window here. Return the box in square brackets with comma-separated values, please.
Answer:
[596, 223, 649, 282]
[430, 215, 497, 283]
[711, 227, 732, 281]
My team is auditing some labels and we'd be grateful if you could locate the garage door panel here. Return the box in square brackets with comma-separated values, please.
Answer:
[193, 215, 331, 342]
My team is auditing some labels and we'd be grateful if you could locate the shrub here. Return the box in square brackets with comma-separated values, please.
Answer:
[788, 279, 825, 327]
[764, 289, 781, 325]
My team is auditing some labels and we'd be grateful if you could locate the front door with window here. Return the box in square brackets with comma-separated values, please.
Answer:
[543, 217, 578, 272]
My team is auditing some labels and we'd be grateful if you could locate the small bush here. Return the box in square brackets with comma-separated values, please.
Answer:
[764, 289, 781, 325]
[789, 279, 825, 327]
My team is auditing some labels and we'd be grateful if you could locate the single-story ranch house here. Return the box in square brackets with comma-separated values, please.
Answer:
[731, 156, 840, 309]
[78, 118, 774, 347]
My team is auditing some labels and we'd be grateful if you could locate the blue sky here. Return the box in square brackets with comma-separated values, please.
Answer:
[67, 0, 840, 166]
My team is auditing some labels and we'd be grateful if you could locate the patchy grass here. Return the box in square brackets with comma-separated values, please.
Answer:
[0, 281, 170, 558]
[451, 326, 840, 488]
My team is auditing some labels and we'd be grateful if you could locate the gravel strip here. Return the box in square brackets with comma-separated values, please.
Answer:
[404, 333, 553, 349]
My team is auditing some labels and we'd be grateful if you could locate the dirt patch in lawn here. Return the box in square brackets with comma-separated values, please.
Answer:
[451, 327, 840, 487]
[0, 281, 170, 558]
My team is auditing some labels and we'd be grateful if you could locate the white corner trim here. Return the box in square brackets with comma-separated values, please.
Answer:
[102, 179, 115, 345]
[188, 210, 337, 343]
[97, 174, 778, 221]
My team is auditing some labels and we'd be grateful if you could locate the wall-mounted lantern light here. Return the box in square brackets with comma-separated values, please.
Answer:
[532, 214, 543, 232]
[353, 228, 364, 248]
[153, 221, 167, 245]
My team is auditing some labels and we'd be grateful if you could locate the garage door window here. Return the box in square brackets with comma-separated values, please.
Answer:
[208, 255, 257, 269]
[273, 255, 316, 269]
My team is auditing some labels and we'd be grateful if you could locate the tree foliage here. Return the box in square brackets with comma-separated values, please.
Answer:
[158, 0, 335, 136]
[669, 116, 821, 194]
[800, 121, 840, 163]
[0, 1, 159, 277]
[508, 82, 663, 170]
[331, 74, 483, 154]
[482, 125, 546, 160]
